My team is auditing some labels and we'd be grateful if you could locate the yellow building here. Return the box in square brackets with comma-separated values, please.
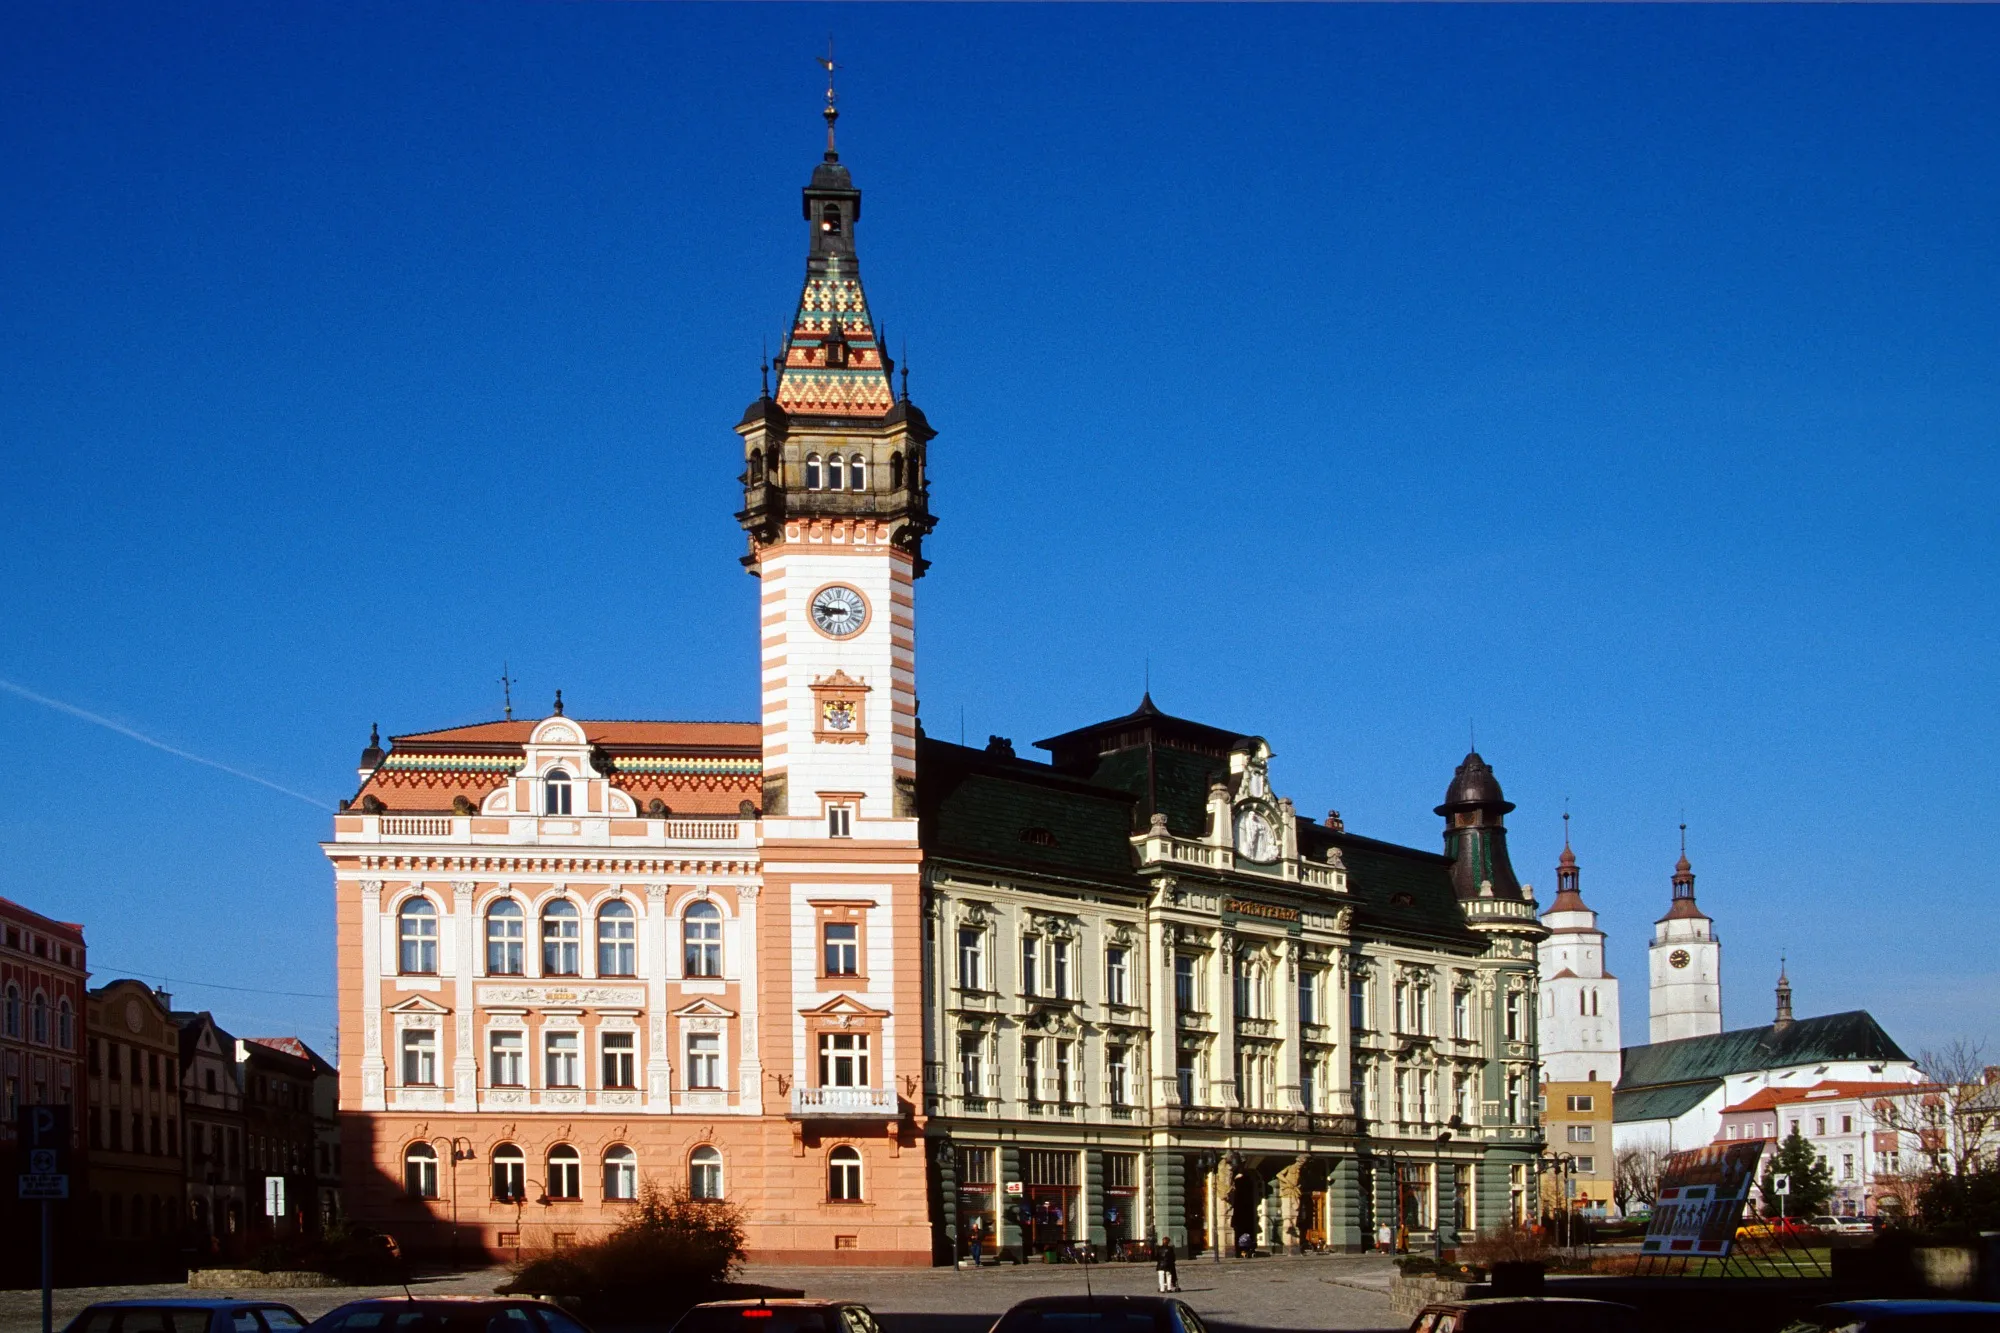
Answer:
[1539, 1079, 1615, 1216]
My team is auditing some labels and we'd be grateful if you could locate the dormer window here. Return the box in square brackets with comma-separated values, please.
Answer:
[806, 453, 822, 490]
[821, 203, 842, 235]
[544, 769, 573, 815]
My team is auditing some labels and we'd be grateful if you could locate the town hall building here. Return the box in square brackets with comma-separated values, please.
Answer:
[325, 101, 1546, 1264]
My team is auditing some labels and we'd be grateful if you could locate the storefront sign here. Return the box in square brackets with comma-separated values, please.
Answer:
[1224, 897, 1298, 923]
[1005, 1180, 1023, 1195]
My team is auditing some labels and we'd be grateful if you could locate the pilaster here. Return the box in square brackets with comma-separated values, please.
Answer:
[359, 879, 385, 1111]
[451, 880, 477, 1109]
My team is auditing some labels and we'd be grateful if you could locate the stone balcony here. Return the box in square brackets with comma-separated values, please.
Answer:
[789, 1086, 899, 1119]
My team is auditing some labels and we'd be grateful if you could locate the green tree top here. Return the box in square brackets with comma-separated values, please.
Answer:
[1759, 1126, 1835, 1218]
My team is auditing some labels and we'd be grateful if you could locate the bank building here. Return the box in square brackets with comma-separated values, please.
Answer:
[325, 103, 1548, 1265]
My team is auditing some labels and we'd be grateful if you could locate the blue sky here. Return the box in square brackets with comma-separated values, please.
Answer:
[2, 5, 1995, 1061]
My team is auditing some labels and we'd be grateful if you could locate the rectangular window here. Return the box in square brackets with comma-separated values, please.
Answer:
[1176, 1052, 1196, 1107]
[1107, 1046, 1129, 1106]
[959, 1033, 984, 1098]
[1453, 989, 1471, 1040]
[1566, 1094, 1595, 1113]
[1298, 970, 1317, 1025]
[1842, 1115, 1854, 1134]
[1394, 980, 1408, 1033]
[1104, 1151, 1137, 1190]
[1507, 1074, 1525, 1124]
[400, 1029, 436, 1087]
[544, 1031, 580, 1088]
[1023, 1036, 1042, 1103]
[1504, 992, 1525, 1041]
[1351, 975, 1369, 1030]
[1575, 1156, 1596, 1175]
[957, 929, 984, 990]
[686, 1033, 721, 1089]
[1051, 938, 1071, 998]
[1567, 1124, 1594, 1143]
[827, 804, 853, 838]
[1841, 1153, 1855, 1181]
[490, 1031, 524, 1087]
[601, 1032, 636, 1089]
[1055, 1039, 1076, 1103]
[1022, 936, 1040, 996]
[823, 922, 860, 976]
[1175, 954, 1196, 1013]
[1106, 947, 1129, 1006]
[1815, 1116, 1827, 1136]
[818, 1032, 868, 1088]
[959, 1146, 995, 1185]
[1301, 1058, 1317, 1112]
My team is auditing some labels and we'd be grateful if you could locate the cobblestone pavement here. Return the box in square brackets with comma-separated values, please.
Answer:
[0, 1255, 1398, 1333]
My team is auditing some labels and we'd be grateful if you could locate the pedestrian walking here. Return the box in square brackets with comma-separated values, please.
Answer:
[1376, 1222, 1392, 1253]
[968, 1215, 984, 1268]
[1154, 1235, 1179, 1292]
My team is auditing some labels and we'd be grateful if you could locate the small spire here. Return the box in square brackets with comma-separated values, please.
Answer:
[499, 661, 516, 721]
[817, 38, 839, 160]
[900, 342, 910, 402]
[1774, 954, 1795, 1030]
[1562, 807, 1571, 850]
[552, 688, 564, 717]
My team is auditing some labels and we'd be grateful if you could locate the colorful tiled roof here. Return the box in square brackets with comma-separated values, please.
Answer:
[776, 254, 894, 417]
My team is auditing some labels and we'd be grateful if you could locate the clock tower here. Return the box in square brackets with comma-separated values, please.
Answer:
[732, 86, 937, 1262]
[1647, 826, 1722, 1043]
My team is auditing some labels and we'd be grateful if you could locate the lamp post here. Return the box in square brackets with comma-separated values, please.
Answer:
[510, 1176, 551, 1266]
[429, 1136, 476, 1266]
[1433, 1117, 1461, 1262]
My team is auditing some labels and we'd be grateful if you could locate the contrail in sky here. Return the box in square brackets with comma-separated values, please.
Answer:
[0, 676, 332, 811]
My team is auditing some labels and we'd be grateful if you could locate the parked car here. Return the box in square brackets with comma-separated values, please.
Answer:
[65, 1302, 309, 1333]
[1737, 1215, 1817, 1240]
[1791, 1299, 2000, 1331]
[987, 1296, 1213, 1333]
[307, 1298, 594, 1333]
[1807, 1214, 1875, 1235]
[671, 1302, 883, 1333]
[1409, 1299, 1639, 1333]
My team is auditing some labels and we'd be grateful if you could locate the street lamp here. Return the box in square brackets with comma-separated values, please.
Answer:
[508, 1176, 551, 1265]
[429, 1137, 476, 1265]
[1434, 1116, 1462, 1262]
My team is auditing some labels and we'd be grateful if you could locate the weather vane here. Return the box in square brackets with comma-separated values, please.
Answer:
[499, 661, 516, 721]
[818, 37, 839, 156]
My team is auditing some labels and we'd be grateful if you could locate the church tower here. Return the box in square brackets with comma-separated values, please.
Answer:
[1647, 826, 1722, 1043]
[1536, 818, 1621, 1085]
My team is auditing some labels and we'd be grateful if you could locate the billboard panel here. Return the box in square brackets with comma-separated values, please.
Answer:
[1640, 1141, 1764, 1258]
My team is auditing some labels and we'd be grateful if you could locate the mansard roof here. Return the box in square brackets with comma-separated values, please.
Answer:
[1617, 1010, 1912, 1096]
[349, 717, 761, 814]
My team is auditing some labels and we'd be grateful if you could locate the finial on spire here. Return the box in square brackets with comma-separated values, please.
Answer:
[818, 38, 839, 160]
[900, 338, 909, 401]
[1562, 805, 1571, 849]
[499, 662, 515, 721]
[1680, 820, 1688, 854]
[552, 688, 564, 717]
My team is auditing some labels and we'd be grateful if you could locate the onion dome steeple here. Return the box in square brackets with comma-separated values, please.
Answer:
[1660, 822, 1709, 922]
[1549, 811, 1586, 913]
[1436, 749, 1526, 901]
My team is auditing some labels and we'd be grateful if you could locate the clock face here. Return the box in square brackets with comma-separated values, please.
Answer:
[810, 585, 868, 638]
[1669, 948, 1691, 970]
[1234, 807, 1280, 863]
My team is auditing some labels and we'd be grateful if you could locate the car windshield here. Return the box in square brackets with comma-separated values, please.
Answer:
[1453, 1305, 1635, 1333]
[72, 1311, 211, 1333]
[311, 1307, 499, 1333]
[673, 1311, 833, 1333]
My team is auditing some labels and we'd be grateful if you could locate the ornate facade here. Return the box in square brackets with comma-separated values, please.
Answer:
[326, 104, 1545, 1264]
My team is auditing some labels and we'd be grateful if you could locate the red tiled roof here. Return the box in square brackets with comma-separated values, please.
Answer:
[0, 897, 86, 941]
[394, 719, 759, 748]
[1720, 1080, 1932, 1115]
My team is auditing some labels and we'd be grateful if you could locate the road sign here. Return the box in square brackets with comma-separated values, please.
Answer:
[18, 1175, 68, 1200]
[16, 1106, 70, 1172]
[264, 1176, 286, 1218]
[1775, 1173, 1792, 1195]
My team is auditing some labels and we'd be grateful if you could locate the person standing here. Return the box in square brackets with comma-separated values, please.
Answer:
[1154, 1235, 1179, 1292]
[968, 1215, 984, 1268]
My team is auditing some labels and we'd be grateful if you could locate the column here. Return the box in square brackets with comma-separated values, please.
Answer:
[359, 880, 386, 1111]
[1000, 1142, 1024, 1260]
[645, 884, 671, 1109]
[1085, 1146, 1106, 1251]
[1280, 940, 1303, 1111]
[737, 882, 763, 1113]
[451, 881, 478, 1110]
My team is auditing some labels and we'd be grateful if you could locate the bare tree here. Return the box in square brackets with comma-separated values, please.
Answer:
[1873, 1039, 2000, 1180]
[1613, 1144, 1670, 1214]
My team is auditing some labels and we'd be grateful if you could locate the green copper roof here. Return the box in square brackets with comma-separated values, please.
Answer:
[1613, 1081, 1722, 1124]
[1618, 1011, 1911, 1094]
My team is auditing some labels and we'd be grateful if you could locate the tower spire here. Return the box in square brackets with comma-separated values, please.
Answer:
[818, 38, 839, 160]
[1774, 955, 1794, 1030]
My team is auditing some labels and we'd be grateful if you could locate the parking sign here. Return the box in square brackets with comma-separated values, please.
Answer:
[16, 1105, 71, 1201]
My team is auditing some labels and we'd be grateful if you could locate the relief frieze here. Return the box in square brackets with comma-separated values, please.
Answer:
[476, 983, 647, 1009]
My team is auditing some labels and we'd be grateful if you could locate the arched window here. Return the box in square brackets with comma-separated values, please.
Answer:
[548, 1145, 581, 1200]
[404, 1143, 438, 1199]
[805, 453, 822, 490]
[542, 900, 581, 976]
[766, 447, 781, 483]
[544, 769, 573, 816]
[684, 901, 723, 978]
[821, 203, 842, 236]
[828, 1145, 863, 1202]
[690, 1145, 723, 1200]
[604, 1145, 637, 1201]
[827, 451, 844, 490]
[56, 999, 73, 1050]
[397, 899, 437, 975]
[889, 453, 904, 490]
[849, 454, 866, 491]
[2, 984, 18, 1038]
[748, 452, 764, 485]
[30, 992, 49, 1045]
[486, 899, 524, 975]
[597, 901, 637, 977]
[491, 1144, 525, 1202]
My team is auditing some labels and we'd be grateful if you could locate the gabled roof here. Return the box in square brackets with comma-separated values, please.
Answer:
[1619, 1011, 1912, 1094]
[245, 1036, 336, 1076]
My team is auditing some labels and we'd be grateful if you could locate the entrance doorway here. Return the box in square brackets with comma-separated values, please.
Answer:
[957, 1146, 996, 1261]
[1229, 1167, 1265, 1255]
[1021, 1150, 1079, 1256]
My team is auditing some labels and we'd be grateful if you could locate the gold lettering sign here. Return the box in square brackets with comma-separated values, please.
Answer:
[1224, 897, 1298, 923]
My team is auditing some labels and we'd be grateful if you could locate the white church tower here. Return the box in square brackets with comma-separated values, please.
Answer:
[1537, 818, 1622, 1085]
[1648, 825, 1722, 1043]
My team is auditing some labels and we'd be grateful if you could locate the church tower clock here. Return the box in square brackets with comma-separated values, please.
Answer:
[1648, 826, 1722, 1043]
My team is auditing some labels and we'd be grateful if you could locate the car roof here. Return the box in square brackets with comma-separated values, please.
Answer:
[691, 1303, 856, 1312]
[85, 1296, 294, 1304]
[334, 1300, 533, 1307]
[1005, 1298, 1180, 1311]
[1426, 1299, 1639, 1311]
[1820, 1301, 2000, 1315]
